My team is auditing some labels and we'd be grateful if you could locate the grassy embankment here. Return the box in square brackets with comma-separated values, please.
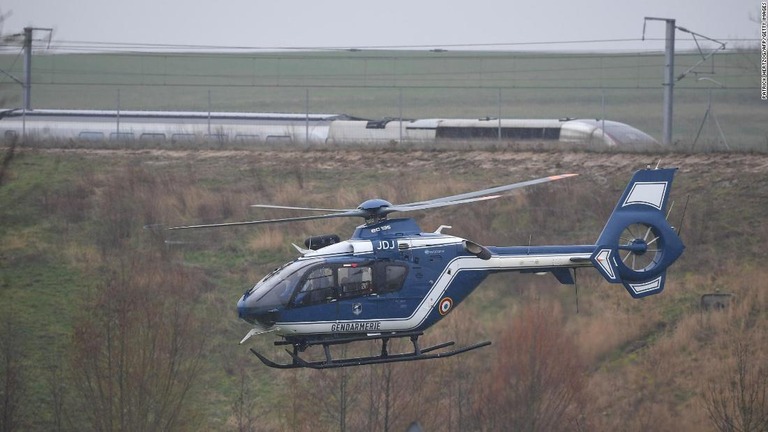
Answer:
[1, 144, 767, 430]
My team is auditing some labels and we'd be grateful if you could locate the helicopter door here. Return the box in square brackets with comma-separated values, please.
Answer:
[335, 264, 380, 321]
[370, 262, 412, 318]
[292, 266, 337, 307]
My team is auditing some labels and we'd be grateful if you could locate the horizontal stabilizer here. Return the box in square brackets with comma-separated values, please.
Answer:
[551, 268, 575, 285]
[623, 273, 666, 298]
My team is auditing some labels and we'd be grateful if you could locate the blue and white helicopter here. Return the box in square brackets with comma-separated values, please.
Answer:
[172, 166, 684, 369]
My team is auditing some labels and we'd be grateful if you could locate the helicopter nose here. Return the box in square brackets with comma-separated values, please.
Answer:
[237, 294, 277, 327]
[237, 295, 257, 322]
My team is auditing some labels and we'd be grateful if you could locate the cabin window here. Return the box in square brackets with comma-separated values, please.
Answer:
[380, 264, 408, 293]
[338, 266, 373, 298]
[290, 262, 406, 307]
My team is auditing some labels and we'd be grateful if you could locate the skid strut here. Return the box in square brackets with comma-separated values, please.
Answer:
[250, 331, 491, 369]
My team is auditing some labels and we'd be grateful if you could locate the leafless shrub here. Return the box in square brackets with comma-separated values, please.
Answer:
[71, 251, 207, 432]
[0, 135, 17, 187]
[704, 340, 768, 432]
[0, 309, 27, 432]
[474, 301, 587, 432]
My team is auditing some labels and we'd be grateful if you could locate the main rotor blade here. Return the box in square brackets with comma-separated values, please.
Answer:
[168, 209, 368, 230]
[250, 204, 350, 212]
[169, 173, 577, 230]
[386, 194, 501, 214]
[400, 173, 578, 207]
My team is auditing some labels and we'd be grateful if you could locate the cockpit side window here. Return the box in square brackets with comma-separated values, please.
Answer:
[294, 267, 336, 306]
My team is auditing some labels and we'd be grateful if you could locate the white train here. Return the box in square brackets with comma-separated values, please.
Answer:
[0, 109, 659, 148]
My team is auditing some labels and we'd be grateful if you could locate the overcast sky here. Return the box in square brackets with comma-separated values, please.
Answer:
[1, 0, 761, 52]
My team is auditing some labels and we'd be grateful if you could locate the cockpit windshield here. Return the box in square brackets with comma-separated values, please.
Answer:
[244, 258, 320, 311]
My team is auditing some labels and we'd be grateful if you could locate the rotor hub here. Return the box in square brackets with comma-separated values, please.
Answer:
[357, 198, 392, 212]
[627, 238, 648, 256]
[357, 199, 393, 223]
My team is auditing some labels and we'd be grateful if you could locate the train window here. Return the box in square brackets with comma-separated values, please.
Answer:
[234, 134, 260, 142]
[436, 126, 561, 140]
[140, 133, 166, 142]
[4, 130, 18, 139]
[205, 134, 228, 143]
[265, 135, 292, 144]
[171, 133, 197, 142]
[79, 131, 105, 141]
[109, 132, 134, 141]
[501, 127, 560, 140]
[366, 120, 390, 129]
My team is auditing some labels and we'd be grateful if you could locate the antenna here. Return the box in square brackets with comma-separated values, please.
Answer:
[676, 195, 690, 237]
[574, 268, 579, 314]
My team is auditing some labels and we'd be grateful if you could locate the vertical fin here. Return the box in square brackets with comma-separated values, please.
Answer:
[591, 168, 685, 298]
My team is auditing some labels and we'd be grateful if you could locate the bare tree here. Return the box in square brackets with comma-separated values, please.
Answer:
[362, 361, 416, 432]
[304, 348, 358, 432]
[44, 348, 68, 432]
[231, 363, 263, 432]
[0, 135, 17, 187]
[295, 343, 426, 432]
[475, 302, 587, 432]
[0, 309, 26, 432]
[71, 252, 206, 432]
[276, 368, 317, 432]
[705, 341, 768, 432]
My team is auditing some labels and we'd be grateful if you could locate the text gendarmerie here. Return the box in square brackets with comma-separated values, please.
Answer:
[330, 321, 381, 332]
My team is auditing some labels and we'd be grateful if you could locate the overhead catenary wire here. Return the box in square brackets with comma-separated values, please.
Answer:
[0, 36, 758, 54]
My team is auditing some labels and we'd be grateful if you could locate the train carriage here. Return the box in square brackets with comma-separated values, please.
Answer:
[0, 109, 659, 148]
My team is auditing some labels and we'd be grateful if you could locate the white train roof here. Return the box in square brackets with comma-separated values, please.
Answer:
[0, 109, 348, 122]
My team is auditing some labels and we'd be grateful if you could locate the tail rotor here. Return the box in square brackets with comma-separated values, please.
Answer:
[618, 222, 662, 273]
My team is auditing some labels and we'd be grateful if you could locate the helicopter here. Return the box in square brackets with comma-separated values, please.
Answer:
[170, 166, 685, 369]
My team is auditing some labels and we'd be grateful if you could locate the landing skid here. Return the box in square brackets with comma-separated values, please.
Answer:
[250, 331, 491, 369]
